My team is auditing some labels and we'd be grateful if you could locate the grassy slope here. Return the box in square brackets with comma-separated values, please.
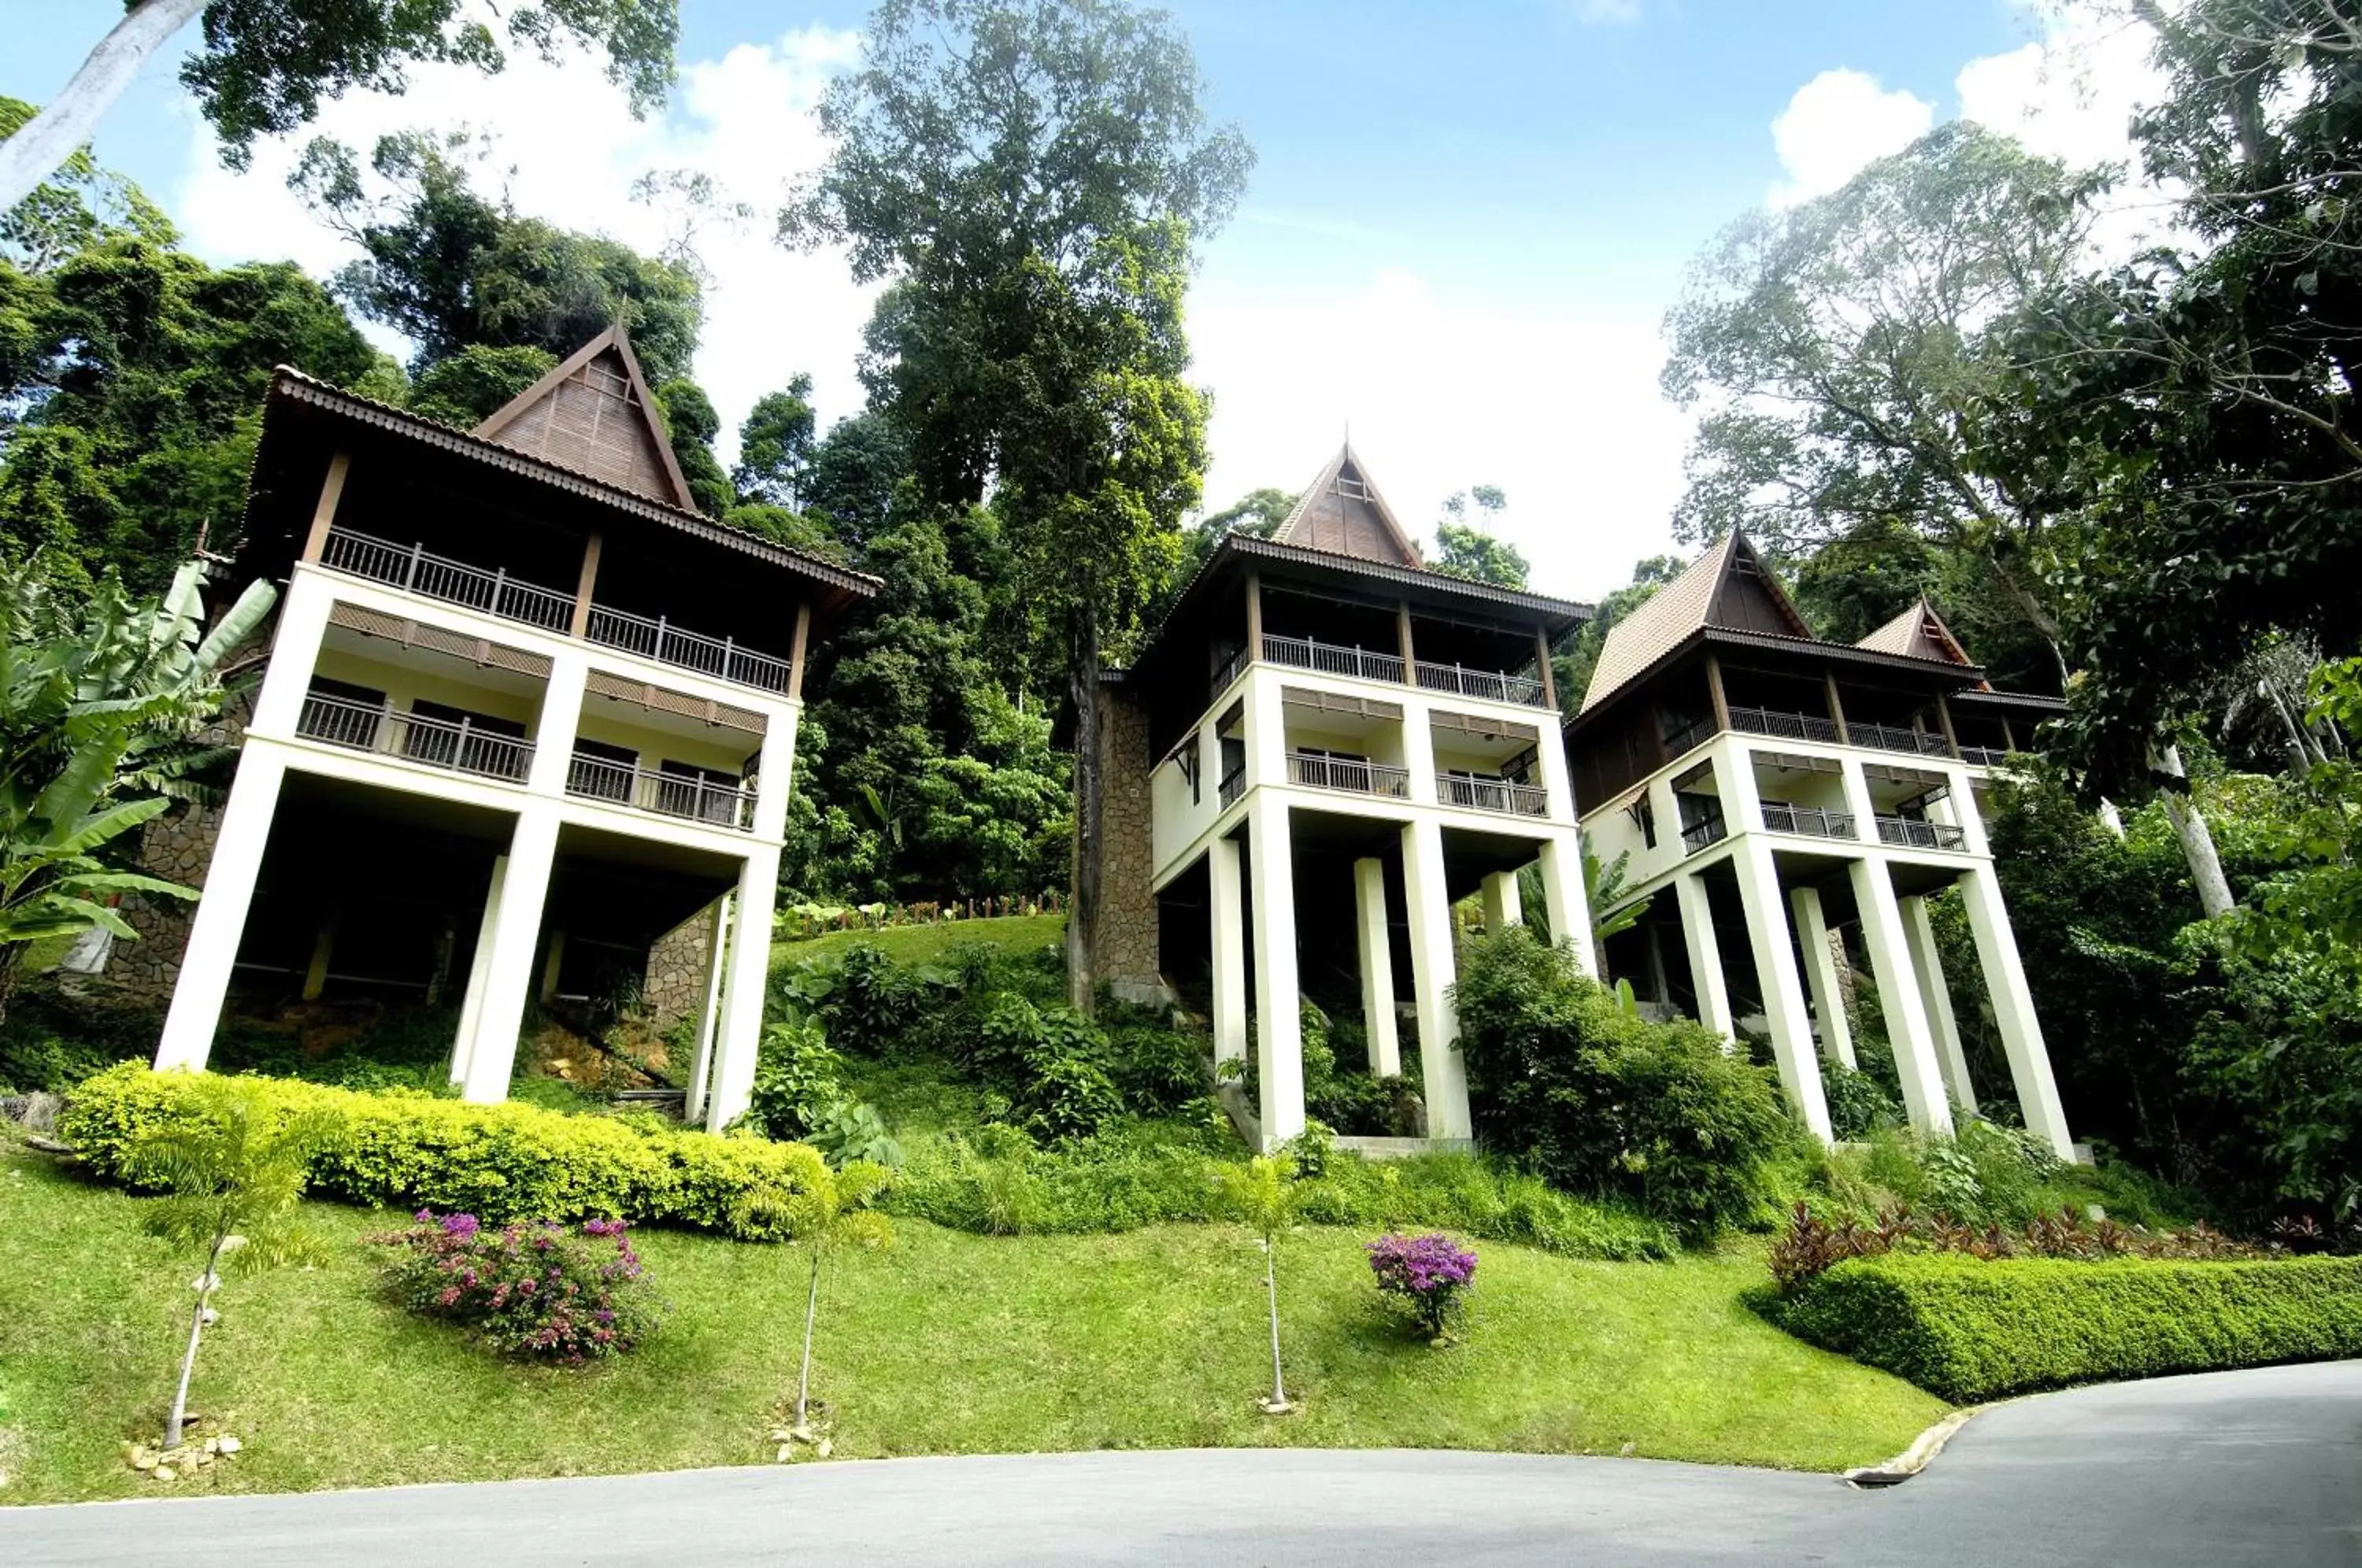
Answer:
[773, 913, 1067, 967]
[0, 1146, 1940, 1502]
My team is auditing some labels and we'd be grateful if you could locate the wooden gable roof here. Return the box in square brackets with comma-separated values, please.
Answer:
[472, 325, 696, 511]
[1857, 597, 1978, 668]
[1580, 531, 1813, 712]
[1272, 444, 1424, 568]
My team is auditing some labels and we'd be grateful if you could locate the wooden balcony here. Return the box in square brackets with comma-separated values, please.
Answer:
[1875, 815, 1968, 851]
[1442, 775, 1549, 817]
[1249, 633, 1547, 708]
[566, 753, 755, 831]
[294, 692, 534, 783]
[1760, 801, 1857, 841]
[1286, 752, 1412, 799]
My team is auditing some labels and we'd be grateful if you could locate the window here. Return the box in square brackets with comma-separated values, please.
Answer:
[1178, 741, 1201, 804]
[1627, 795, 1657, 850]
[570, 737, 638, 802]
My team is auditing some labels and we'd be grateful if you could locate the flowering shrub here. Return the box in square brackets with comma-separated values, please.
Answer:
[1768, 1202, 2264, 1292]
[1366, 1232, 1479, 1340]
[376, 1210, 665, 1363]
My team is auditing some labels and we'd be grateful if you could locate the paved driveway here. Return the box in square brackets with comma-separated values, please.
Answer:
[4, 1361, 2356, 1566]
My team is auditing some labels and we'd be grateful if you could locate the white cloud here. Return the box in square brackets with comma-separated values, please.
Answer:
[1768, 69, 1934, 206]
[172, 27, 877, 464]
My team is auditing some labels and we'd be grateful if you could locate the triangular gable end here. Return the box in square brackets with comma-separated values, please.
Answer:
[1857, 597, 1989, 686]
[1271, 444, 1424, 568]
[1705, 533, 1814, 640]
[472, 326, 697, 512]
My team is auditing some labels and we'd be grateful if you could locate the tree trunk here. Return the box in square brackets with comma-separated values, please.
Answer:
[166, 1226, 226, 1450]
[1067, 602, 1104, 1015]
[1262, 1244, 1288, 1411]
[795, 1246, 821, 1430]
[0, 943, 23, 1033]
[2155, 745, 2235, 919]
[0, 0, 209, 213]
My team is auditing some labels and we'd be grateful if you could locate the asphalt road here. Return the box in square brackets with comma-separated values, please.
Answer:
[3, 1361, 2356, 1566]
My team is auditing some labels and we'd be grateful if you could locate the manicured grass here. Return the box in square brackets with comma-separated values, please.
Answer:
[773, 912, 1067, 967]
[0, 1142, 1941, 1503]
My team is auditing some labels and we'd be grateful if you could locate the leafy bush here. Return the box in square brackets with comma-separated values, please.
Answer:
[376, 1211, 663, 1363]
[977, 993, 1122, 1141]
[1820, 1060, 1900, 1141]
[1366, 1233, 1479, 1339]
[1452, 927, 1803, 1236]
[1767, 1200, 2261, 1292]
[1853, 1120, 2071, 1227]
[1765, 1253, 2362, 1402]
[62, 1063, 831, 1241]
[805, 1100, 904, 1169]
[745, 1015, 849, 1141]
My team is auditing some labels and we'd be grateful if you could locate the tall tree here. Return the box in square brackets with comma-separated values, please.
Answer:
[0, 98, 176, 275]
[735, 375, 820, 508]
[1432, 484, 1527, 587]
[0, 0, 676, 213]
[783, 0, 1252, 1008]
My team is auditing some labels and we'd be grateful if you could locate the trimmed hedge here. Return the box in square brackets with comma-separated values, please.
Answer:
[59, 1064, 826, 1241]
[1768, 1252, 2362, 1402]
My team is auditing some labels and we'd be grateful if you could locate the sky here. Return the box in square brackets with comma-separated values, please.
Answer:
[8, 1, 2164, 599]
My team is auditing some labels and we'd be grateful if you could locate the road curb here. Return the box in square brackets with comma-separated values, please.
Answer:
[1843, 1407, 1979, 1488]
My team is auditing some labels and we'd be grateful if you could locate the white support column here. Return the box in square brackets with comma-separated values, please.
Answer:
[1731, 839, 1834, 1142]
[1402, 695, 1439, 807]
[1210, 837, 1249, 1071]
[154, 750, 288, 1071]
[1530, 706, 1580, 821]
[1959, 864, 2074, 1159]
[1846, 856, 1955, 1138]
[1674, 871, 1734, 1040]
[459, 808, 561, 1104]
[1479, 869, 1522, 931]
[1401, 816, 1471, 1139]
[450, 854, 507, 1085]
[1243, 669, 1289, 793]
[682, 893, 731, 1124]
[1248, 797, 1305, 1147]
[1901, 894, 1978, 1115]
[1790, 885, 1857, 1068]
[1536, 830, 1596, 975]
[245, 575, 337, 741]
[1353, 856, 1401, 1076]
[537, 929, 567, 1004]
[751, 706, 802, 842]
[526, 648, 590, 798]
[705, 845, 783, 1133]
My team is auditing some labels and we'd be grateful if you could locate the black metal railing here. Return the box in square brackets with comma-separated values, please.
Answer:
[1679, 812, 1728, 852]
[321, 527, 575, 632]
[1730, 705, 1842, 744]
[566, 753, 755, 831]
[1442, 775, 1549, 816]
[1261, 632, 1407, 686]
[1875, 815, 1968, 851]
[1415, 659, 1550, 708]
[1217, 763, 1246, 808]
[1760, 802, 1857, 840]
[1957, 745, 2009, 767]
[1662, 714, 1716, 760]
[1850, 720, 1954, 758]
[1287, 753, 1411, 798]
[583, 605, 792, 694]
[295, 693, 534, 782]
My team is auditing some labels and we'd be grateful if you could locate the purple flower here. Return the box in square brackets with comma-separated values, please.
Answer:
[1366, 1233, 1479, 1337]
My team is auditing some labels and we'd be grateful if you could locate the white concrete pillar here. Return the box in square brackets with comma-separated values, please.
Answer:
[1847, 857, 1955, 1138]
[1790, 885, 1857, 1068]
[1530, 707, 1581, 821]
[154, 749, 289, 1071]
[1536, 830, 1596, 976]
[459, 808, 561, 1103]
[1401, 816, 1471, 1140]
[245, 575, 337, 741]
[537, 928, 567, 1004]
[526, 648, 590, 797]
[450, 853, 507, 1085]
[1244, 669, 1289, 792]
[683, 893, 731, 1124]
[1402, 695, 1438, 806]
[751, 705, 801, 841]
[1674, 871, 1734, 1040]
[1480, 869, 1522, 931]
[1731, 840, 1834, 1142]
[1353, 856, 1401, 1076]
[1901, 894, 1978, 1115]
[1248, 797, 1305, 1146]
[1958, 864, 2074, 1159]
[705, 845, 783, 1132]
[1210, 837, 1249, 1070]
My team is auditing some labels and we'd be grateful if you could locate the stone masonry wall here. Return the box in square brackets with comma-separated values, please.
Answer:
[1093, 684, 1163, 998]
[642, 903, 720, 1029]
[107, 801, 224, 1007]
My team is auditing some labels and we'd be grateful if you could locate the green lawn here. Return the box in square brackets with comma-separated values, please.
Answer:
[774, 912, 1067, 967]
[0, 1142, 1941, 1503]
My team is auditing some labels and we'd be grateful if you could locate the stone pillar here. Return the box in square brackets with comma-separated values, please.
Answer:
[1959, 864, 2074, 1158]
[1536, 830, 1595, 975]
[154, 749, 288, 1071]
[1846, 856, 1954, 1138]
[1731, 838, 1833, 1142]
[683, 893, 731, 1125]
[1790, 885, 1857, 1068]
[459, 808, 561, 1104]
[1401, 816, 1471, 1140]
[1353, 856, 1400, 1076]
[1480, 869, 1522, 931]
[1210, 837, 1249, 1070]
[1248, 797, 1304, 1146]
[1901, 894, 1978, 1114]
[1674, 871, 1734, 1039]
[450, 854, 507, 1085]
[705, 844, 783, 1132]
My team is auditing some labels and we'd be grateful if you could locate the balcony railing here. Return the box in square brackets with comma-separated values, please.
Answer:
[1679, 812, 1728, 852]
[1875, 815, 1968, 851]
[585, 605, 792, 694]
[1730, 705, 1842, 744]
[567, 753, 755, 831]
[1761, 802, 1857, 841]
[1442, 775, 1549, 816]
[1850, 720, 1954, 758]
[1287, 753, 1411, 798]
[321, 527, 575, 633]
[1416, 660, 1549, 708]
[1262, 633, 1405, 686]
[1217, 763, 1246, 808]
[1958, 745, 2010, 767]
[295, 693, 534, 783]
[1663, 714, 1716, 760]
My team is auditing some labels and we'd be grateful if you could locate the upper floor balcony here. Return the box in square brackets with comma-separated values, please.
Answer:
[319, 527, 795, 697]
[1234, 631, 1551, 710]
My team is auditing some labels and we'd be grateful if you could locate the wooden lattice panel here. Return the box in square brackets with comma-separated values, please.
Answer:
[584, 669, 767, 736]
[327, 601, 553, 678]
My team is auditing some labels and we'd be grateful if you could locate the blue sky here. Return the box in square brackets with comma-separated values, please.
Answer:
[8, 2, 2151, 595]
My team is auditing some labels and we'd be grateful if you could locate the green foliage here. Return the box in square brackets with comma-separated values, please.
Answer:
[1820, 1060, 1902, 1141]
[805, 1100, 905, 1170]
[653, 378, 732, 516]
[1453, 926, 1803, 1237]
[0, 98, 176, 274]
[735, 375, 819, 507]
[61, 1064, 831, 1243]
[405, 343, 555, 427]
[978, 993, 1123, 1142]
[745, 1015, 849, 1142]
[1431, 486, 1527, 587]
[1554, 554, 1683, 714]
[1767, 1253, 2362, 1403]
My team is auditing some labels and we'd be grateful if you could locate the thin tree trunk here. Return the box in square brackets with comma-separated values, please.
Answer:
[165, 1226, 226, 1449]
[1068, 601, 1104, 1015]
[1263, 1244, 1287, 1410]
[796, 1247, 821, 1429]
[2155, 745, 2235, 919]
[0, 0, 208, 212]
